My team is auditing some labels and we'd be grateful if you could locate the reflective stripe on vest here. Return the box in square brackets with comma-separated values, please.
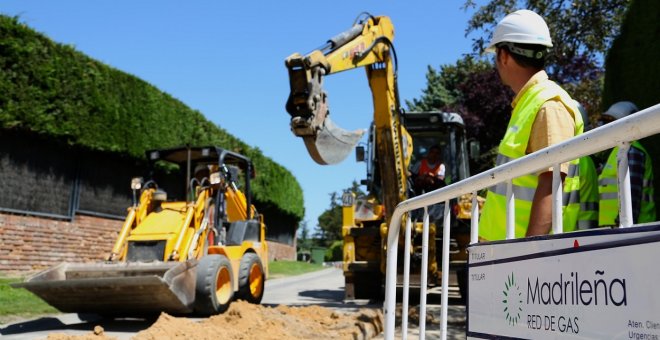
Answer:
[598, 142, 656, 225]
[573, 156, 599, 230]
[478, 78, 583, 240]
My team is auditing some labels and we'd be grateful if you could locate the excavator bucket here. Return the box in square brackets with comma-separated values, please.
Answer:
[302, 118, 364, 165]
[12, 261, 197, 315]
[286, 55, 364, 165]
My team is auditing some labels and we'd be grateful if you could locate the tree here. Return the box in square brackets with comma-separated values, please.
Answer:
[406, 55, 512, 171]
[316, 181, 365, 245]
[458, 67, 514, 172]
[316, 191, 342, 243]
[462, 0, 629, 112]
[463, 0, 628, 64]
[296, 220, 312, 251]
[406, 2, 630, 171]
[405, 56, 491, 112]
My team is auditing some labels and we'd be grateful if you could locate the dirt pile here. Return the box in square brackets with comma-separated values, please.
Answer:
[47, 301, 383, 340]
[135, 301, 383, 340]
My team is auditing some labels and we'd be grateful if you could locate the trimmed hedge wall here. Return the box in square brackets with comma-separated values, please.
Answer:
[603, 0, 660, 216]
[0, 15, 303, 221]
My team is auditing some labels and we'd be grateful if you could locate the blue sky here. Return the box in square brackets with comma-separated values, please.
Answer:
[2, 1, 485, 232]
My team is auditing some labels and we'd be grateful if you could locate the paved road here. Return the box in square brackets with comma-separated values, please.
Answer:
[0, 267, 466, 339]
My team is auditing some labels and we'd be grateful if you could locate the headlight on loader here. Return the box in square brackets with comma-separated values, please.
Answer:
[209, 172, 222, 185]
[131, 177, 143, 190]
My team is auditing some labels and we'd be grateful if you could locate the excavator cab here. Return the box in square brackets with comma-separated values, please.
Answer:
[13, 146, 268, 316]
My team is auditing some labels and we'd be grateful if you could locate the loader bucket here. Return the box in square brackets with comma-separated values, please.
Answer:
[12, 261, 197, 315]
[302, 117, 364, 165]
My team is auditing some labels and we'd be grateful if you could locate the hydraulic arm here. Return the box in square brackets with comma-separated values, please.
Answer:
[285, 14, 411, 222]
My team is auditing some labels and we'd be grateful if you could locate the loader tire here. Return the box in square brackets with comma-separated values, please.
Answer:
[237, 252, 265, 304]
[194, 254, 234, 315]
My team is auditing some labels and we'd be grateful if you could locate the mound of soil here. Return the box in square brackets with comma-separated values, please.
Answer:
[47, 301, 383, 340]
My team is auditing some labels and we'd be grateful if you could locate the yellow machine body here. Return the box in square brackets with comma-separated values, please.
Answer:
[286, 14, 479, 299]
[14, 146, 268, 315]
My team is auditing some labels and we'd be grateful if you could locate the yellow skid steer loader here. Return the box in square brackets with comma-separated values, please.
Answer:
[13, 146, 268, 316]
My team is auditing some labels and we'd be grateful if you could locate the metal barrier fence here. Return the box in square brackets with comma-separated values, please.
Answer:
[383, 103, 660, 340]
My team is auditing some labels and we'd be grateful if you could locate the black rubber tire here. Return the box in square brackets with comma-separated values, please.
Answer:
[236, 253, 265, 304]
[194, 254, 234, 315]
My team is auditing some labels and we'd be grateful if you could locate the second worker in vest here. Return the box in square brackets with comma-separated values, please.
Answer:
[597, 101, 656, 226]
[567, 101, 599, 230]
[478, 9, 584, 241]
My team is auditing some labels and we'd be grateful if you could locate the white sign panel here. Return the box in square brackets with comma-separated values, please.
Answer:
[468, 227, 660, 339]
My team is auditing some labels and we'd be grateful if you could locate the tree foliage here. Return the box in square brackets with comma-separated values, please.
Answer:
[406, 56, 491, 112]
[0, 15, 304, 220]
[406, 1, 631, 172]
[463, 0, 628, 68]
[462, 0, 629, 113]
[458, 67, 514, 172]
[406, 56, 512, 171]
[316, 181, 365, 244]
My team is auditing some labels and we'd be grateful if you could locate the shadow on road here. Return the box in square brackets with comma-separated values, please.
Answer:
[0, 314, 157, 337]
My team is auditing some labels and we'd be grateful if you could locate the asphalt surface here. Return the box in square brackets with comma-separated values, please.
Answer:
[0, 267, 467, 339]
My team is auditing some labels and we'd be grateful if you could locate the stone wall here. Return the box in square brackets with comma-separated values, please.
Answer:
[0, 213, 120, 273]
[267, 239, 296, 261]
[0, 212, 295, 275]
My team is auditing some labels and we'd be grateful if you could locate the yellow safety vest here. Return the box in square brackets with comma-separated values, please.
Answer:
[598, 142, 656, 225]
[568, 156, 599, 230]
[479, 78, 583, 240]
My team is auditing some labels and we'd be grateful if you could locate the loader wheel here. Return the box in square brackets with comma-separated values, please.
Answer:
[237, 253, 265, 304]
[194, 254, 233, 315]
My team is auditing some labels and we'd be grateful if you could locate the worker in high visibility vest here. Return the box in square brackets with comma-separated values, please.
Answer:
[478, 9, 584, 241]
[597, 101, 656, 226]
[410, 144, 447, 223]
[563, 101, 599, 230]
[410, 145, 446, 195]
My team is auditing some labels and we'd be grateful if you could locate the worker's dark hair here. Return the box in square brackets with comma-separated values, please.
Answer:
[497, 42, 547, 70]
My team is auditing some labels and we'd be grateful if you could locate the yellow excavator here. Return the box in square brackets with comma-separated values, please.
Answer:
[13, 146, 268, 316]
[285, 13, 478, 299]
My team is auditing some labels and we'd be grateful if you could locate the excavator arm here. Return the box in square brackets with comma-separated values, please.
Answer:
[285, 14, 411, 221]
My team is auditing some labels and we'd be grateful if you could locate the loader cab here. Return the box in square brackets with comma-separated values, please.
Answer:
[143, 146, 258, 245]
[146, 147, 253, 207]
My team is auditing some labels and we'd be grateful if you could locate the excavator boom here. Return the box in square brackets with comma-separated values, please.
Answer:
[285, 15, 397, 165]
[284, 13, 475, 301]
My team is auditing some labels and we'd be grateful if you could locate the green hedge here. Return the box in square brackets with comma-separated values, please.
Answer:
[0, 15, 303, 220]
[603, 0, 660, 217]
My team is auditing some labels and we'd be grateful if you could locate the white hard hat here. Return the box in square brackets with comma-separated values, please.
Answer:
[603, 101, 638, 120]
[486, 9, 553, 52]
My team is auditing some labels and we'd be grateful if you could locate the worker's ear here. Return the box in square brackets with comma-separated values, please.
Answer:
[497, 47, 510, 66]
